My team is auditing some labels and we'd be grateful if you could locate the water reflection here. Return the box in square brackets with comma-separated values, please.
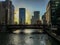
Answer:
[24, 29, 34, 34]
[0, 29, 59, 45]
[13, 30, 21, 34]
[13, 29, 43, 34]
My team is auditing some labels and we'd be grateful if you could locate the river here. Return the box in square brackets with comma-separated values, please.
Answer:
[0, 29, 59, 45]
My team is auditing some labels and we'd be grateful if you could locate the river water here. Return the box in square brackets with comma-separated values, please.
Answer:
[0, 29, 59, 45]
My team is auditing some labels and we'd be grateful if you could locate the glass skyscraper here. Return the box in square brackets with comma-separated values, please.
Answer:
[19, 8, 26, 24]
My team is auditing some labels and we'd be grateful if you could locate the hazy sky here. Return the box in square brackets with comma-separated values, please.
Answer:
[0, 0, 49, 16]
[13, 0, 49, 16]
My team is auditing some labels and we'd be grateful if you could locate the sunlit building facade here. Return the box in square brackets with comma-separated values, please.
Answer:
[46, 1, 51, 25]
[26, 10, 31, 24]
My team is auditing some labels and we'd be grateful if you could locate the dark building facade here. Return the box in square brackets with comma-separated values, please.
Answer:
[31, 16, 34, 24]
[19, 8, 26, 24]
[55, 1, 60, 35]
[34, 11, 40, 20]
[0, 1, 6, 25]
[46, 0, 60, 35]
[0, 0, 14, 25]
[6, 0, 15, 25]
[46, 0, 60, 25]
[42, 13, 47, 25]
[56, 4, 60, 26]
[50, 0, 60, 25]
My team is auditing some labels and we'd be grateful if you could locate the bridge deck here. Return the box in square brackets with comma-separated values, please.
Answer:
[7, 25, 44, 29]
[0, 25, 48, 29]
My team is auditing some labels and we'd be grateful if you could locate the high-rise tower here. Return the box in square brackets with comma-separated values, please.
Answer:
[19, 8, 26, 25]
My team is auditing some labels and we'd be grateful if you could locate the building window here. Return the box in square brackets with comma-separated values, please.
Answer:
[57, 18, 60, 20]
[52, 10, 55, 12]
[52, 16, 54, 18]
[52, 4, 55, 6]
[56, 4, 58, 6]
[52, 8, 55, 9]
[55, 2, 59, 3]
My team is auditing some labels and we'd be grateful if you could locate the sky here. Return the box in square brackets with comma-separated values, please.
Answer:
[0, 0, 49, 16]
[0, 0, 49, 24]
[12, 0, 49, 16]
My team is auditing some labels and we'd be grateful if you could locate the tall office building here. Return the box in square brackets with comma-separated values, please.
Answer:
[46, 0, 60, 35]
[5, 0, 15, 25]
[34, 11, 40, 19]
[19, 8, 26, 24]
[10, 5, 14, 24]
[31, 16, 34, 24]
[31, 11, 40, 24]
[42, 13, 47, 25]
[46, 0, 60, 25]
[0, 1, 6, 25]
[34, 11, 40, 24]
[0, 0, 14, 25]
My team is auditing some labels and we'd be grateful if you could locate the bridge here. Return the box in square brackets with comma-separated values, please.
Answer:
[6, 24, 48, 29]
[0, 24, 48, 30]
[0, 24, 60, 44]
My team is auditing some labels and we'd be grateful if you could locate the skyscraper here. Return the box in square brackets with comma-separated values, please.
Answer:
[31, 11, 40, 24]
[0, 1, 6, 25]
[10, 5, 14, 24]
[19, 8, 26, 24]
[34, 11, 40, 24]
[5, 0, 14, 25]
[0, 0, 14, 25]
[31, 16, 34, 24]
[42, 13, 47, 25]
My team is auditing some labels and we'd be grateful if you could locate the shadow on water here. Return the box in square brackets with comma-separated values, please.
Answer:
[48, 35, 60, 45]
